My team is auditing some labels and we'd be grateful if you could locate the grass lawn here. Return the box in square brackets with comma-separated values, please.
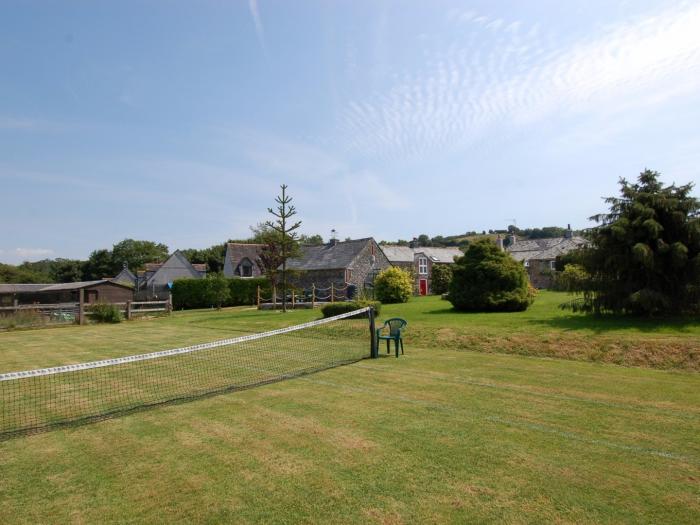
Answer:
[1, 292, 699, 523]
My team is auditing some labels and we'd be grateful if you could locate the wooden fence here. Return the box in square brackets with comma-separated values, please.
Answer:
[0, 295, 172, 328]
[256, 284, 350, 310]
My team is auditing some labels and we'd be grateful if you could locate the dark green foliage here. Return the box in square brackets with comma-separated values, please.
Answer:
[448, 239, 533, 312]
[172, 277, 269, 309]
[320, 300, 381, 318]
[571, 170, 700, 315]
[112, 239, 169, 272]
[181, 244, 227, 274]
[0, 263, 51, 284]
[374, 267, 413, 304]
[82, 249, 117, 280]
[89, 303, 122, 323]
[228, 278, 269, 306]
[431, 264, 453, 295]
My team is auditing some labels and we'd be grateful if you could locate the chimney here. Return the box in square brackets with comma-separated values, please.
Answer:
[565, 224, 573, 239]
[496, 235, 504, 251]
[329, 229, 338, 246]
[409, 237, 418, 249]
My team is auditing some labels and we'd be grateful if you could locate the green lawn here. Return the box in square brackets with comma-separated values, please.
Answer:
[1, 293, 699, 523]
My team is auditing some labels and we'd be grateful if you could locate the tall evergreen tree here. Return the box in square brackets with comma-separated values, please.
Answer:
[264, 185, 302, 313]
[572, 170, 700, 315]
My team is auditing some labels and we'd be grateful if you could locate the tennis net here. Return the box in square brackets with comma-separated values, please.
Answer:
[0, 307, 374, 439]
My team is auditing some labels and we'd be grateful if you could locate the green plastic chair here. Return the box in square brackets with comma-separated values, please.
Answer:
[376, 318, 407, 357]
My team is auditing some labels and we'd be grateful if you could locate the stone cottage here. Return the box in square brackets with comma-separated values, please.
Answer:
[381, 245, 463, 295]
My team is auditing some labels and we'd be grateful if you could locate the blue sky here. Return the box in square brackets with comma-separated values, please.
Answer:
[1, 0, 699, 264]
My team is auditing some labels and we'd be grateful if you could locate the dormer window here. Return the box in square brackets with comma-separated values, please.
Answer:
[235, 258, 254, 277]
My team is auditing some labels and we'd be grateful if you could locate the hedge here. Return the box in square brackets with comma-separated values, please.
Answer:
[320, 300, 381, 319]
[172, 277, 270, 309]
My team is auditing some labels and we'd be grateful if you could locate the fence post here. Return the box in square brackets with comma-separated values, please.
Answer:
[13, 299, 18, 308]
[291, 290, 295, 309]
[126, 300, 132, 321]
[369, 306, 378, 358]
[257, 286, 261, 308]
[331, 283, 335, 303]
[311, 284, 316, 308]
[78, 289, 85, 325]
[167, 293, 173, 314]
[273, 284, 277, 310]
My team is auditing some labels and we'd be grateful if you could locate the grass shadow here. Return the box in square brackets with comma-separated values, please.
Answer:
[528, 314, 700, 334]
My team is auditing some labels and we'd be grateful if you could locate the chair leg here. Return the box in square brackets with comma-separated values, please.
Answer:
[386, 339, 390, 354]
[395, 338, 399, 358]
[400, 338, 404, 354]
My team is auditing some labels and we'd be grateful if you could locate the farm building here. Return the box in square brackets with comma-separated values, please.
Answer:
[504, 226, 589, 288]
[130, 251, 206, 299]
[223, 243, 266, 278]
[0, 280, 134, 306]
[382, 245, 463, 295]
[286, 238, 390, 292]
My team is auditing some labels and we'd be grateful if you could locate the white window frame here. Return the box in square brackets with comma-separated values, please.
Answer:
[524, 260, 530, 268]
[549, 260, 556, 271]
[418, 257, 428, 275]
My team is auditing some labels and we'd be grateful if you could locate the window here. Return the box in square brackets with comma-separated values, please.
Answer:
[549, 260, 556, 271]
[524, 260, 530, 267]
[235, 258, 254, 277]
[418, 257, 428, 275]
[345, 269, 353, 282]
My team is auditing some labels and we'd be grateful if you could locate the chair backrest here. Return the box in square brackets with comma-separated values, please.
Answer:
[384, 318, 407, 336]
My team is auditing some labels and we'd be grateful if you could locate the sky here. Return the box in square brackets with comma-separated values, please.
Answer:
[1, 0, 700, 264]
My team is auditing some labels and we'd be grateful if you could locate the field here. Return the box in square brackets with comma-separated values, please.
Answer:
[1, 292, 699, 523]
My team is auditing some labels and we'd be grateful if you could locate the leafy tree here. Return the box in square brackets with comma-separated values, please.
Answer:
[569, 170, 700, 315]
[264, 184, 302, 312]
[448, 239, 533, 312]
[181, 244, 227, 274]
[299, 234, 324, 246]
[416, 234, 432, 247]
[374, 267, 413, 303]
[49, 259, 84, 282]
[431, 264, 453, 295]
[82, 249, 117, 280]
[112, 239, 169, 272]
[0, 263, 51, 283]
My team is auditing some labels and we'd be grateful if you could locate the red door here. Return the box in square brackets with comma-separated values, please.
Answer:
[419, 279, 428, 296]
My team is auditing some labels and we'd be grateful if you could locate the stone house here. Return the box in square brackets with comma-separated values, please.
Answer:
[285, 237, 390, 292]
[381, 245, 463, 295]
[223, 243, 266, 278]
[505, 226, 589, 288]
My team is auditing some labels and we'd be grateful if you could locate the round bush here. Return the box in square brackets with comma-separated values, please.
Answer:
[448, 239, 533, 312]
[374, 267, 413, 304]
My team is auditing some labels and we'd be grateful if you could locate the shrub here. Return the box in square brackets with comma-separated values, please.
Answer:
[89, 302, 123, 323]
[448, 239, 533, 312]
[321, 300, 381, 318]
[229, 278, 270, 306]
[374, 267, 413, 304]
[431, 264, 453, 295]
[172, 277, 269, 309]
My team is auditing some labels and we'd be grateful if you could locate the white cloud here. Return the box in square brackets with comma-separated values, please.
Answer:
[248, 0, 267, 54]
[336, 2, 700, 163]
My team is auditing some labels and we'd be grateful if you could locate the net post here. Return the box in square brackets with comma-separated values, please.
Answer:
[369, 307, 378, 359]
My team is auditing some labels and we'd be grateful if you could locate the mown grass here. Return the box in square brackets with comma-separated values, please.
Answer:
[0, 293, 699, 523]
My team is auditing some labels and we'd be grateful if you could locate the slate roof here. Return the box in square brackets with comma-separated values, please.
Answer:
[144, 251, 205, 287]
[382, 245, 462, 264]
[0, 283, 49, 294]
[225, 243, 265, 264]
[113, 267, 137, 286]
[286, 238, 373, 271]
[507, 236, 589, 262]
[0, 280, 131, 294]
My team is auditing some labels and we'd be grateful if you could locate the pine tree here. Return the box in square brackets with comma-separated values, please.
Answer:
[264, 185, 302, 312]
[574, 170, 700, 315]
